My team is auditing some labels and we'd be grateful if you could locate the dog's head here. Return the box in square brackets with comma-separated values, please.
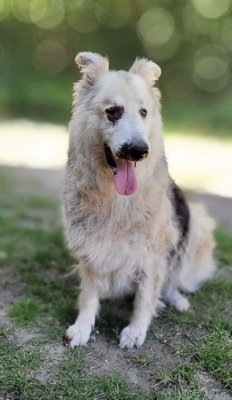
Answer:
[74, 52, 162, 196]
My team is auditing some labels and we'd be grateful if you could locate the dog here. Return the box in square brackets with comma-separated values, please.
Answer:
[62, 52, 216, 349]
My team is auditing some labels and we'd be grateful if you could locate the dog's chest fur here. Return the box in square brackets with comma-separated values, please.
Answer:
[65, 177, 178, 298]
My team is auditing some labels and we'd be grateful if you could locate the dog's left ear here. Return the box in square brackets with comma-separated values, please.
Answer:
[75, 52, 109, 84]
[129, 58, 161, 86]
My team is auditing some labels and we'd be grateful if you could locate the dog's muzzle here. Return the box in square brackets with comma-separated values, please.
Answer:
[104, 141, 149, 196]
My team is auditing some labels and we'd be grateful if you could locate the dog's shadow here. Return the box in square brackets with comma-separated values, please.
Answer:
[96, 295, 134, 338]
[62, 274, 134, 340]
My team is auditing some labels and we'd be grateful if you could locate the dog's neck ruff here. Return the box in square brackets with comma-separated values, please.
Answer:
[114, 159, 138, 196]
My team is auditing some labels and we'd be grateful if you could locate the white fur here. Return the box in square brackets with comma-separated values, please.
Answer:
[63, 53, 216, 349]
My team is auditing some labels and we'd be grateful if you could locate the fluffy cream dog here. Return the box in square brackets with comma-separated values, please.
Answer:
[62, 52, 215, 349]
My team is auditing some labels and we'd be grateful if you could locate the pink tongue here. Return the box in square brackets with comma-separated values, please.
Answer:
[113, 159, 138, 195]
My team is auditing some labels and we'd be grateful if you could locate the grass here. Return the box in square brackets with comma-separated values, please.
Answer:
[0, 333, 146, 400]
[9, 297, 45, 326]
[194, 329, 232, 387]
[152, 365, 206, 400]
[0, 169, 232, 399]
[162, 93, 232, 139]
[215, 229, 232, 266]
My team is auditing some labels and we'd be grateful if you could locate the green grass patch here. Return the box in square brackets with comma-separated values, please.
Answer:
[0, 170, 232, 399]
[0, 333, 146, 400]
[9, 297, 45, 326]
[193, 328, 232, 389]
[0, 170, 75, 327]
[215, 229, 232, 266]
[150, 326, 232, 395]
[0, 332, 44, 399]
[25, 196, 58, 209]
[152, 364, 205, 400]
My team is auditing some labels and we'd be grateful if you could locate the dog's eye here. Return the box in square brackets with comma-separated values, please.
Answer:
[105, 106, 124, 124]
[140, 108, 147, 118]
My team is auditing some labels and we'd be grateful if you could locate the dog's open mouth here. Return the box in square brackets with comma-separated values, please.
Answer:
[104, 144, 138, 196]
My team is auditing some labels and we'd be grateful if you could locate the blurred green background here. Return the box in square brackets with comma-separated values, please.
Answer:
[0, 0, 232, 135]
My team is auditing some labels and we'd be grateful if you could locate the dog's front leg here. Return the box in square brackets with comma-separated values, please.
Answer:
[66, 271, 100, 347]
[119, 264, 164, 349]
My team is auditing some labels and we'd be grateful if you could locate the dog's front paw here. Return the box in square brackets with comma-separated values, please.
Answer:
[65, 321, 92, 348]
[119, 325, 147, 349]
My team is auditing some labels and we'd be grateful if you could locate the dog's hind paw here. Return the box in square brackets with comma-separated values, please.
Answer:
[65, 322, 92, 347]
[164, 289, 190, 312]
[119, 325, 146, 349]
[174, 296, 190, 312]
[170, 291, 190, 312]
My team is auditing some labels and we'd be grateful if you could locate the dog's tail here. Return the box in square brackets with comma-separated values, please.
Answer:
[178, 203, 216, 293]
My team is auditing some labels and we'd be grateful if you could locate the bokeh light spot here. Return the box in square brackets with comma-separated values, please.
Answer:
[67, 11, 98, 33]
[192, 0, 230, 19]
[65, 0, 85, 11]
[194, 45, 229, 79]
[194, 71, 230, 92]
[95, 0, 131, 28]
[195, 56, 228, 80]
[221, 18, 232, 52]
[194, 45, 229, 92]
[79, 0, 96, 13]
[137, 7, 175, 47]
[32, 37, 69, 76]
[29, 0, 47, 24]
[0, 0, 11, 20]
[32, 0, 65, 29]
[12, 0, 31, 24]
[144, 34, 179, 60]
[184, 8, 217, 35]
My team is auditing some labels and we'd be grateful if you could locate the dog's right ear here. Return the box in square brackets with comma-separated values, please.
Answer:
[75, 52, 109, 84]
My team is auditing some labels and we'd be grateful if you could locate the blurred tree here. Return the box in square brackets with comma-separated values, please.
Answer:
[0, 0, 231, 132]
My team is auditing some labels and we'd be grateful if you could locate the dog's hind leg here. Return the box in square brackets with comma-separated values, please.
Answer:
[178, 204, 216, 294]
[66, 267, 100, 347]
[163, 204, 215, 311]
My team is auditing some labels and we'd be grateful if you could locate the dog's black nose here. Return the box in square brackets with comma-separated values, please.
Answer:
[129, 144, 149, 161]
[117, 142, 149, 162]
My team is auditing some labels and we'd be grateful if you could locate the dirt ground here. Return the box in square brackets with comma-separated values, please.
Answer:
[1, 165, 232, 399]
